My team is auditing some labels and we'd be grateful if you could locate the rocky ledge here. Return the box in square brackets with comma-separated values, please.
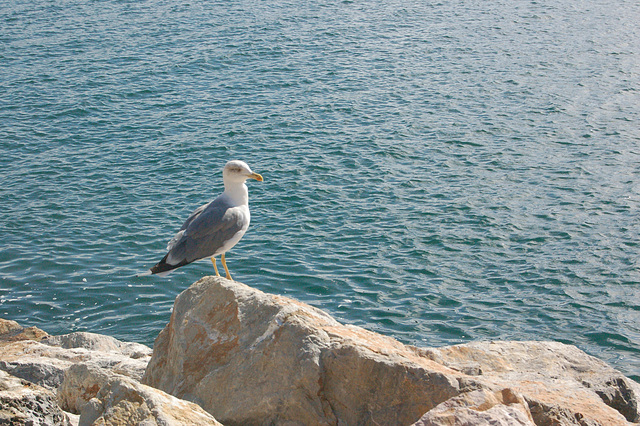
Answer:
[1, 276, 638, 425]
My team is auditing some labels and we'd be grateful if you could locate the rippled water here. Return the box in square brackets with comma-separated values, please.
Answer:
[1, 0, 639, 380]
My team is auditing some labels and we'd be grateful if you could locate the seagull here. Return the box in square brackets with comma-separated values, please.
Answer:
[143, 160, 263, 280]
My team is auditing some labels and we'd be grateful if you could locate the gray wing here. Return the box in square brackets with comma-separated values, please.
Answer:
[179, 203, 208, 232]
[164, 202, 207, 252]
[165, 196, 247, 265]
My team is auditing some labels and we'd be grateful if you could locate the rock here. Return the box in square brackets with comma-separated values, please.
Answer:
[423, 341, 640, 424]
[58, 363, 222, 425]
[57, 362, 118, 414]
[0, 319, 223, 424]
[143, 277, 472, 424]
[590, 377, 640, 424]
[43, 331, 152, 359]
[4, 275, 640, 425]
[412, 388, 535, 425]
[0, 331, 152, 391]
[0, 318, 48, 342]
[0, 369, 72, 425]
[143, 276, 640, 426]
[0, 318, 22, 335]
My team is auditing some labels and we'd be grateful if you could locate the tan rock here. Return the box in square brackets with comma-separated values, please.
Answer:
[412, 388, 535, 425]
[0, 318, 48, 342]
[424, 341, 640, 424]
[143, 277, 640, 426]
[58, 363, 222, 425]
[143, 277, 474, 425]
[0, 318, 22, 335]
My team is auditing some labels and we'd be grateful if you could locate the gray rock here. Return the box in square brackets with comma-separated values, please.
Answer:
[43, 331, 152, 359]
[0, 357, 68, 390]
[0, 331, 152, 391]
[0, 369, 72, 426]
[0, 319, 222, 425]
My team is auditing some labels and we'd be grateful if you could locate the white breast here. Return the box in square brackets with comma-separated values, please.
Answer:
[214, 205, 250, 256]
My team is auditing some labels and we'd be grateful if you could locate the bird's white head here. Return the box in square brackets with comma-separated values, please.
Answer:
[223, 160, 263, 186]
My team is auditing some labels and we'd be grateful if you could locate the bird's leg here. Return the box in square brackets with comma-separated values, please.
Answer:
[221, 253, 232, 281]
[211, 256, 220, 277]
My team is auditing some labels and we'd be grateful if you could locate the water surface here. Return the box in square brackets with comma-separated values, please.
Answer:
[1, 0, 639, 381]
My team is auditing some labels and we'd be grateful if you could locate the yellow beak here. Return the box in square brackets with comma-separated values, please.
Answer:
[249, 172, 264, 182]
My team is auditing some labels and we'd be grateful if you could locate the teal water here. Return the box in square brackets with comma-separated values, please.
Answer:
[1, 0, 639, 381]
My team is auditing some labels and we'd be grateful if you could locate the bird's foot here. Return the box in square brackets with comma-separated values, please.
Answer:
[211, 257, 220, 277]
[221, 254, 232, 281]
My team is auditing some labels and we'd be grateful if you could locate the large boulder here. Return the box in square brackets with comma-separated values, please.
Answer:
[142, 277, 469, 425]
[143, 276, 640, 426]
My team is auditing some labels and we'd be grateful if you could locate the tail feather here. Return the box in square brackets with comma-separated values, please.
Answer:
[148, 253, 189, 276]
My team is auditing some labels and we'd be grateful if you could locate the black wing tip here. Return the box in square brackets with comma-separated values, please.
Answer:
[149, 254, 190, 275]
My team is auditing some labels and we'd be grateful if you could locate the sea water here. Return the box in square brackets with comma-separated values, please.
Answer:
[1, 0, 639, 381]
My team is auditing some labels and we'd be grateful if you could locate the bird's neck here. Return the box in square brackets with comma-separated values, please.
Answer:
[223, 181, 249, 205]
